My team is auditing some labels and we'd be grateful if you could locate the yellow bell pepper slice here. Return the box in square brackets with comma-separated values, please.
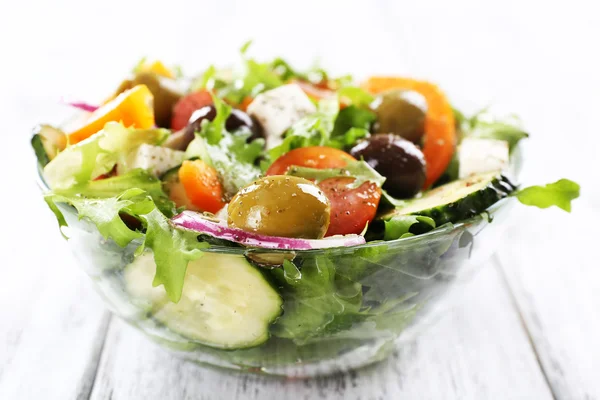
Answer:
[143, 60, 175, 79]
[68, 84, 155, 145]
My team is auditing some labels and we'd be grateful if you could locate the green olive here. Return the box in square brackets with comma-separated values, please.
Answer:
[114, 71, 183, 128]
[372, 89, 427, 144]
[228, 176, 331, 239]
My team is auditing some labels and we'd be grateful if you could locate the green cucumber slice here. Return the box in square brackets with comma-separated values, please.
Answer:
[380, 171, 515, 225]
[31, 124, 67, 167]
[124, 252, 283, 349]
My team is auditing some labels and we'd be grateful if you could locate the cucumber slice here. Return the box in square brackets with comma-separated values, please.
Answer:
[124, 252, 282, 349]
[31, 124, 67, 166]
[160, 165, 200, 211]
[380, 171, 515, 225]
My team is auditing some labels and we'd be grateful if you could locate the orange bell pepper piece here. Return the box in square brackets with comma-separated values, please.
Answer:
[361, 77, 456, 189]
[178, 160, 225, 214]
[68, 85, 155, 145]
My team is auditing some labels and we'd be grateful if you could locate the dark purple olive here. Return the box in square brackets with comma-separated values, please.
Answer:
[163, 105, 263, 150]
[350, 134, 426, 198]
[226, 109, 263, 141]
[371, 90, 427, 145]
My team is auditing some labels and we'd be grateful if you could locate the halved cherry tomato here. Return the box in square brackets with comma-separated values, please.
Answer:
[319, 177, 381, 236]
[266, 146, 381, 236]
[171, 90, 214, 131]
[68, 84, 155, 144]
[266, 146, 354, 175]
[361, 76, 456, 188]
[178, 160, 225, 213]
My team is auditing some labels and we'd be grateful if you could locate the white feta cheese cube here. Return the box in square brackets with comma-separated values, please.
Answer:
[119, 143, 185, 177]
[459, 138, 509, 178]
[247, 84, 317, 149]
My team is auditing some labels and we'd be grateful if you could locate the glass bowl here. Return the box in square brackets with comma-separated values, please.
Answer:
[38, 185, 517, 377]
[37, 147, 521, 378]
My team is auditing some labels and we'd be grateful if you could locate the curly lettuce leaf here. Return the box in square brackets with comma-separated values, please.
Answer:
[45, 187, 207, 302]
[186, 96, 264, 195]
[53, 169, 176, 217]
[383, 215, 436, 240]
[514, 179, 580, 212]
[329, 106, 375, 148]
[270, 259, 361, 343]
[45, 188, 146, 247]
[200, 94, 232, 145]
[140, 208, 207, 301]
[43, 122, 168, 190]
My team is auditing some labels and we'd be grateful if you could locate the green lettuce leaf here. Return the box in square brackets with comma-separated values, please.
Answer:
[185, 96, 264, 195]
[45, 187, 207, 302]
[44, 122, 168, 190]
[200, 95, 231, 145]
[266, 96, 340, 164]
[270, 258, 361, 343]
[458, 108, 529, 151]
[45, 188, 146, 247]
[514, 179, 580, 212]
[141, 208, 207, 301]
[336, 87, 374, 108]
[286, 159, 385, 189]
[383, 215, 436, 240]
[329, 106, 376, 148]
[53, 169, 176, 217]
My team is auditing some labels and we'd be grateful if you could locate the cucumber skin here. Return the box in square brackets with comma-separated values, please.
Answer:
[31, 134, 50, 167]
[383, 175, 516, 225]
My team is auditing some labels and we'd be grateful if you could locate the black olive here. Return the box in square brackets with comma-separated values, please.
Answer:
[187, 105, 217, 134]
[226, 109, 263, 142]
[350, 134, 426, 198]
[371, 90, 427, 144]
[163, 105, 263, 150]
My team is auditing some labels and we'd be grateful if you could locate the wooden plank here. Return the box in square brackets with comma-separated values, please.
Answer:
[89, 264, 552, 400]
[0, 261, 111, 400]
[497, 200, 600, 400]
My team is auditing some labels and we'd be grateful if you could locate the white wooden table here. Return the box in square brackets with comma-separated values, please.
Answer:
[1, 1, 599, 398]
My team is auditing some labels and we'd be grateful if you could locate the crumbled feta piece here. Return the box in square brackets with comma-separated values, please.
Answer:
[247, 84, 316, 149]
[459, 138, 509, 178]
[119, 143, 185, 177]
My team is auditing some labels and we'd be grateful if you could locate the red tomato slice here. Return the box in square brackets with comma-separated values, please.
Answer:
[266, 146, 381, 236]
[171, 90, 214, 131]
[266, 146, 354, 175]
[319, 177, 381, 236]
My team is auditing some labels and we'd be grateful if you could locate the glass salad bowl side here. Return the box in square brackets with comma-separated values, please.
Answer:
[38, 163, 518, 378]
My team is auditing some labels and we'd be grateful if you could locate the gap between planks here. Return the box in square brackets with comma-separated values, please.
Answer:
[493, 254, 558, 400]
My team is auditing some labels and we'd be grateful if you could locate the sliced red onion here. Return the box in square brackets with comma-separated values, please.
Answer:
[60, 98, 99, 113]
[171, 211, 366, 250]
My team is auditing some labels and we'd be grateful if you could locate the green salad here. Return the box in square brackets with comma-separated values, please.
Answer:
[33, 43, 580, 352]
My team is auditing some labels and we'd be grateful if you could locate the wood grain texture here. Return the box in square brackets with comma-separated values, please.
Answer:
[0, 266, 111, 400]
[88, 265, 552, 400]
[497, 201, 600, 400]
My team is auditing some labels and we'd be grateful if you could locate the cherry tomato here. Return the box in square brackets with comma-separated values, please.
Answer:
[266, 146, 381, 236]
[266, 146, 354, 175]
[171, 90, 213, 131]
[319, 177, 381, 236]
